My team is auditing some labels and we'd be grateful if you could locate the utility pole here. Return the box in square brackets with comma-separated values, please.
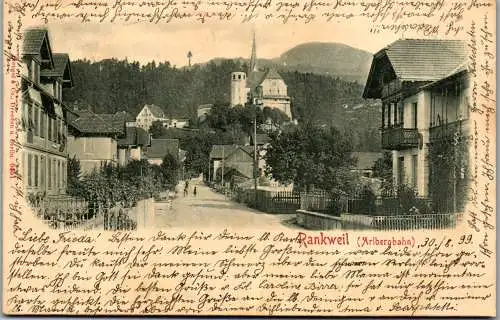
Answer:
[221, 145, 225, 187]
[254, 110, 258, 204]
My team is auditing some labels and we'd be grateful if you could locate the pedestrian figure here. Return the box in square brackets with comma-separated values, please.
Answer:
[193, 186, 197, 197]
[184, 186, 188, 197]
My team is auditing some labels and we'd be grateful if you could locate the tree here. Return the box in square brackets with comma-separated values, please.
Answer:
[149, 120, 167, 138]
[160, 153, 181, 188]
[67, 156, 84, 196]
[371, 151, 393, 194]
[264, 122, 359, 197]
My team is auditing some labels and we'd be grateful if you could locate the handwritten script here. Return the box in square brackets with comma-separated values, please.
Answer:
[3, 0, 493, 35]
[4, 229, 495, 315]
[2, 0, 496, 316]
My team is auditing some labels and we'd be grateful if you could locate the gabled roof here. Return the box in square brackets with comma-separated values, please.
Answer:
[209, 144, 239, 159]
[363, 39, 467, 98]
[40, 53, 73, 87]
[114, 110, 136, 122]
[142, 104, 166, 118]
[71, 112, 125, 135]
[22, 28, 54, 68]
[265, 69, 284, 80]
[351, 152, 383, 170]
[247, 70, 267, 90]
[145, 139, 179, 159]
[117, 126, 149, 147]
[251, 133, 271, 145]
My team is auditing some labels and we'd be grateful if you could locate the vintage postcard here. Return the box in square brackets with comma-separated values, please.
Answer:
[2, 0, 496, 316]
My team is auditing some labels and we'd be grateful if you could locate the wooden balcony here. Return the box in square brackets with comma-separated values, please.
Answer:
[429, 120, 469, 142]
[382, 127, 419, 150]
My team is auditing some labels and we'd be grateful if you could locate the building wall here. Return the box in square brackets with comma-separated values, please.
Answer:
[130, 147, 141, 160]
[391, 90, 432, 197]
[136, 106, 167, 130]
[148, 158, 163, 166]
[231, 72, 247, 107]
[68, 136, 118, 174]
[261, 78, 287, 96]
[262, 98, 292, 119]
[21, 57, 69, 196]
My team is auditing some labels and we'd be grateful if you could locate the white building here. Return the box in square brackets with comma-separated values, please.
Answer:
[363, 39, 469, 207]
[135, 104, 168, 130]
[229, 32, 292, 120]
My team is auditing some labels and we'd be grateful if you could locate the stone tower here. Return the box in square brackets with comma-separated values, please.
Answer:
[230, 71, 247, 107]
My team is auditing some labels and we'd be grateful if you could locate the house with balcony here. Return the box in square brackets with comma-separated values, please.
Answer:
[67, 110, 125, 174]
[21, 28, 74, 196]
[363, 39, 469, 210]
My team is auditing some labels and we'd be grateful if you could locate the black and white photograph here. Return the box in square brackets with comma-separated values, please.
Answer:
[2, 1, 495, 316]
[20, 24, 470, 232]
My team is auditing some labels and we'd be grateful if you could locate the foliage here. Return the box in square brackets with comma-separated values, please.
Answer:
[72, 160, 177, 214]
[160, 153, 181, 187]
[67, 156, 85, 197]
[64, 58, 380, 152]
[371, 151, 393, 194]
[264, 122, 359, 197]
[149, 120, 167, 138]
[428, 131, 469, 213]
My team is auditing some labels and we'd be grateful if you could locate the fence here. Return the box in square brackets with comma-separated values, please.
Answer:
[347, 197, 433, 216]
[300, 191, 346, 215]
[30, 194, 137, 230]
[234, 188, 300, 214]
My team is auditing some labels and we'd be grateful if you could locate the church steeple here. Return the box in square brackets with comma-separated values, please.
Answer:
[249, 29, 258, 73]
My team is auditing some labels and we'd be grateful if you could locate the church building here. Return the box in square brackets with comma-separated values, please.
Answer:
[230, 32, 292, 120]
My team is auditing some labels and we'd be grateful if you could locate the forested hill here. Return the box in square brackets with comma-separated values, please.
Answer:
[63, 58, 381, 151]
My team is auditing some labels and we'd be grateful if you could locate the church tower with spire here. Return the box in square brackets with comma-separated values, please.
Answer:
[230, 30, 292, 120]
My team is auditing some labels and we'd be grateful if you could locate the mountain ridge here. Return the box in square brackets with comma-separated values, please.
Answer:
[194, 42, 374, 83]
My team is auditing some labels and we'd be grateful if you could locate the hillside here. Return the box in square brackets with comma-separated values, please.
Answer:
[199, 42, 374, 83]
[278, 42, 373, 83]
[63, 57, 381, 151]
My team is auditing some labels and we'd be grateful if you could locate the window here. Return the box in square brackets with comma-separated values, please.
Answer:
[40, 156, 45, 189]
[34, 107, 40, 136]
[398, 156, 404, 186]
[40, 112, 45, 138]
[27, 60, 33, 80]
[48, 117, 52, 141]
[412, 155, 418, 190]
[56, 119, 60, 143]
[57, 160, 61, 189]
[34, 155, 39, 187]
[47, 157, 52, 189]
[27, 154, 33, 187]
[412, 102, 418, 128]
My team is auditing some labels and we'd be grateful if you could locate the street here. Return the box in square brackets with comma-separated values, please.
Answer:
[154, 183, 297, 230]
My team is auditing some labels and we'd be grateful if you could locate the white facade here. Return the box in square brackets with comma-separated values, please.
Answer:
[136, 105, 168, 130]
[230, 72, 247, 107]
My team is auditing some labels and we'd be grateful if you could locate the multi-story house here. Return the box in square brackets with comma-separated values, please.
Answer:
[363, 39, 469, 211]
[21, 28, 74, 196]
[136, 104, 168, 130]
[67, 110, 125, 174]
[117, 125, 150, 166]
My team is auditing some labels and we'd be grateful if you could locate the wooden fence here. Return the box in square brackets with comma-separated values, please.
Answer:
[234, 189, 300, 214]
[31, 195, 137, 230]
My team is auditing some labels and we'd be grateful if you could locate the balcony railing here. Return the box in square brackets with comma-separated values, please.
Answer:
[382, 127, 419, 150]
[429, 120, 468, 142]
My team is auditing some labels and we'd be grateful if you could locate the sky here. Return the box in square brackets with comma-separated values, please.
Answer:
[41, 23, 400, 66]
